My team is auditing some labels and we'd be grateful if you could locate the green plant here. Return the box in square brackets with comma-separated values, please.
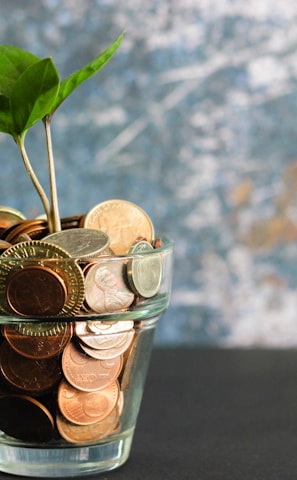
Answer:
[0, 32, 124, 233]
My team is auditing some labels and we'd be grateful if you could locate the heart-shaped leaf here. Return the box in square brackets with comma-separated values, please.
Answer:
[0, 45, 40, 97]
[10, 57, 60, 134]
[48, 32, 124, 116]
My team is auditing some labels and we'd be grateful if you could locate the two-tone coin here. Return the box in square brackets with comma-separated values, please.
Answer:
[0, 241, 85, 317]
[57, 379, 119, 425]
[3, 323, 73, 359]
[127, 240, 162, 298]
[83, 199, 155, 254]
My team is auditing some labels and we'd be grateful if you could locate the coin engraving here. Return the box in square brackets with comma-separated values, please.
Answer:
[84, 260, 134, 314]
[61, 341, 123, 391]
[57, 379, 119, 425]
[83, 199, 155, 254]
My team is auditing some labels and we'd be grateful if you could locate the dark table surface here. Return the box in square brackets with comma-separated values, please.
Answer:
[1, 347, 297, 480]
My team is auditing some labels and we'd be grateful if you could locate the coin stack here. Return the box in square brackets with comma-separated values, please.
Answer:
[0, 199, 164, 444]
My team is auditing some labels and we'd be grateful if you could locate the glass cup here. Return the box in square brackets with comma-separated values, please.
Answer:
[0, 236, 174, 477]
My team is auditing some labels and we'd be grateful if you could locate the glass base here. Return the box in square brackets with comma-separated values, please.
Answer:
[0, 429, 133, 477]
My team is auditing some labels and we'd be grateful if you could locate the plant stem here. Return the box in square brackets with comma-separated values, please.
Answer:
[15, 133, 53, 231]
[44, 116, 61, 233]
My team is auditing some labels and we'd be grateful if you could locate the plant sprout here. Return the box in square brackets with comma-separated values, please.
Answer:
[0, 32, 124, 233]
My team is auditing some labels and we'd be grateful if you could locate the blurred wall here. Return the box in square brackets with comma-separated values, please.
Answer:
[1, 0, 297, 346]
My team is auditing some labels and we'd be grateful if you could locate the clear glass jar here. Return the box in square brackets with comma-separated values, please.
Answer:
[0, 237, 174, 477]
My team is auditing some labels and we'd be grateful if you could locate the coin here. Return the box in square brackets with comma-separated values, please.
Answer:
[15, 321, 67, 336]
[83, 199, 155, 254]
[3, 323, 73, 359]
[75, 321, 134, 350]
[0, 206, 26, 230]
[43, 228, 110, 258]
[78, 331, 134, 360]
[61, 341, 123, 391]
[127, 240, 162, 298]
[84, 259, 134, 314]
[85, 320, 134, 334]
[57, 379, 119, 425]
[0, 394, 54, 442]
[6, 265, 67, 317]
[56, 406, 119, 444]
[0, 341, 62, 394]
[0, 241, 85, 317]
[4, 219, 48, 243]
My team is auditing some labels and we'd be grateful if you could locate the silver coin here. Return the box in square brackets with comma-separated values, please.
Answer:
[43, 228, 110, 258]
[127, 240, 162, 298]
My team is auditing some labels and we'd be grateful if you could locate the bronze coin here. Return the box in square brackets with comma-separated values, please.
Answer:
[0, 341, 62, 394]
[57, 379, 119, 425]
[4, 219, 48, 243]
[56, 407, 119, 444]
[3, 323, 72, 359]
[6, 265, 67, 317]
[0, 394, 54, 442]
[61, 341, 123, 391]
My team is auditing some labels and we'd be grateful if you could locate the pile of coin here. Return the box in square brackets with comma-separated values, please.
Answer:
[0, 319, 137, 443]
[0, 199, 163, 318]
[0, 199, 164, 444]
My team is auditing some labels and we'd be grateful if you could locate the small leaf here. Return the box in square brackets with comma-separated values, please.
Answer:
[49, 32, 124, 116]
[0, 45, 40, 97]
[0, 95, 14, 134]
[10, 57, 60, 134]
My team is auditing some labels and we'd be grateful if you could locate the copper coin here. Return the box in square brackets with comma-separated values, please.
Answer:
[61, 215, 84, 230]
[3, 323, 72, 359]
[83, 199, 155, 254]
[0, 394, 54, 442]
[56, 407, 119, 444]
[6, 265, 67, 317]
[78, 331, 134, 360]
[4, 219, 48, 243]
[57, 379, 119, 425]
[0, 341, 62, 394]
[61, 341, 122, 391]
[84, 260, 134, 314]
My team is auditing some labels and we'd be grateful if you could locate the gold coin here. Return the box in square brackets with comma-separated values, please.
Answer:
[0, 206, 26, 230]
[0, 240, 85, 317]
[43, 228, 110, 258]
[83, 199, 155, 254]
[127, 240, 162, 298]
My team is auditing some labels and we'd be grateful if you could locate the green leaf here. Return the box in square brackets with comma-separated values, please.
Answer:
[0, 45, 40, 97]
[48, 32, 124, 116]
[10, 57, 60, 134]
[0, 95, 14, 134]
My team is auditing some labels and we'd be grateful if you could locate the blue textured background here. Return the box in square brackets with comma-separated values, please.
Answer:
[1, 0, 297, 346]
